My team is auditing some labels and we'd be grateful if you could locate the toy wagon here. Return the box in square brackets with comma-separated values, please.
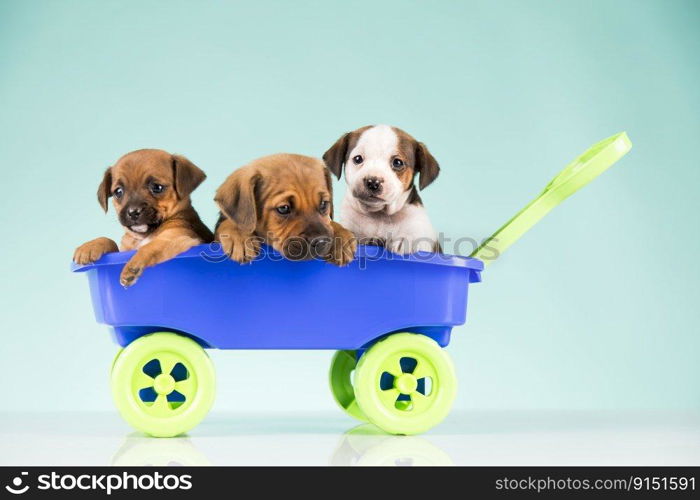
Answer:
[73, 133, 631, 437]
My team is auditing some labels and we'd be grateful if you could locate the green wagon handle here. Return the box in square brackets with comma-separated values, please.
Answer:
[471, 132, 633, 264]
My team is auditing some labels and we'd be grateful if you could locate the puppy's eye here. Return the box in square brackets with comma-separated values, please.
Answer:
[276, 205, 291, 215]
[352, 155, 363, 165]
[392, 158, 405, 169]
[113, 187, 124, 199]
[319, 200, 329, 213]
[150, 183, 165, 194]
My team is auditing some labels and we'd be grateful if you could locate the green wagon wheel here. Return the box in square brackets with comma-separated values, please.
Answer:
[329, 350, 367, 421]
[354, 333, 456, 435]
[111, 332, 216, 438]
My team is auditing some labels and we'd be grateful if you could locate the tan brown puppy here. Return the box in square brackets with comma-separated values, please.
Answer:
[73, 149, 214, 286]
[214, 153, 356, 265]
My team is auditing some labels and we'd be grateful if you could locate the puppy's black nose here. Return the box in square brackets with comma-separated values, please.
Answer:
[310, 236, 332, 257]
[127, 207, 143, 221]
[364, 177, 383, 194]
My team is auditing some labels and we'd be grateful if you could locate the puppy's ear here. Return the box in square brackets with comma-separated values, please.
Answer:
[323, 165, 335, 219]
[97, 167, 112, 212]
[415, 142, 440, 190]
[214, 166, 261, 234]
[322, 133, 350, 179]
[172, 155, 206, 199]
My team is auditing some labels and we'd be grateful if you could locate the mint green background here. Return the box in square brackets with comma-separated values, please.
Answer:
[1, 0, 698, 415]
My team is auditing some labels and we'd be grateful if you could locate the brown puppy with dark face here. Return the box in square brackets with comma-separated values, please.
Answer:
[214, 153, 356, 265]
[73, 149, 214, 286]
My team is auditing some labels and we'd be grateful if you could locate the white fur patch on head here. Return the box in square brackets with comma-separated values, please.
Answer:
[345, 124, 407, 214]
[131, 225, 148, 233]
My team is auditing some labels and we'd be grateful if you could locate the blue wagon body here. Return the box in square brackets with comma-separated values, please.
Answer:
[72, 244, 483, 350]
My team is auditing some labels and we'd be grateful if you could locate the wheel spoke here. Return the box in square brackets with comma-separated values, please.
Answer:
[412, 359, 434, 380]
[410, 391, 431, 413]
[156, 352, 180, 378]
[393, 356, 405, 376]
[150, 394, 171, 416]
[175, 376, 195, 396]
[379, 356, 403, 378]
[378, 388, 400, 409]
[133, 370, 155, 390]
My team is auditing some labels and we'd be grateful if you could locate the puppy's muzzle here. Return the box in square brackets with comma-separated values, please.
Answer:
[127, 206, 144, 222]
[364, 176, 383, 195]
[309, 236, 332, 257]
[119, 203, 160, 233]
[282, 226, 332, 261]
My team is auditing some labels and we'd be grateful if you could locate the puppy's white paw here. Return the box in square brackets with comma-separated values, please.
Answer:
[413, 239, 438, 253]
[388, 237, 436, 255]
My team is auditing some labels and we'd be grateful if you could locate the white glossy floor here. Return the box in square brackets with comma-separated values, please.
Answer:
[1, 411, 699, 466]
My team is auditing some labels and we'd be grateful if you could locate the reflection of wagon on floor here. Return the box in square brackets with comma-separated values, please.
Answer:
[73, 133, 631, 437]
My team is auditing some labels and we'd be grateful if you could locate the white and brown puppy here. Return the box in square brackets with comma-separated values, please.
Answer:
[323, 124, 441, 254]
